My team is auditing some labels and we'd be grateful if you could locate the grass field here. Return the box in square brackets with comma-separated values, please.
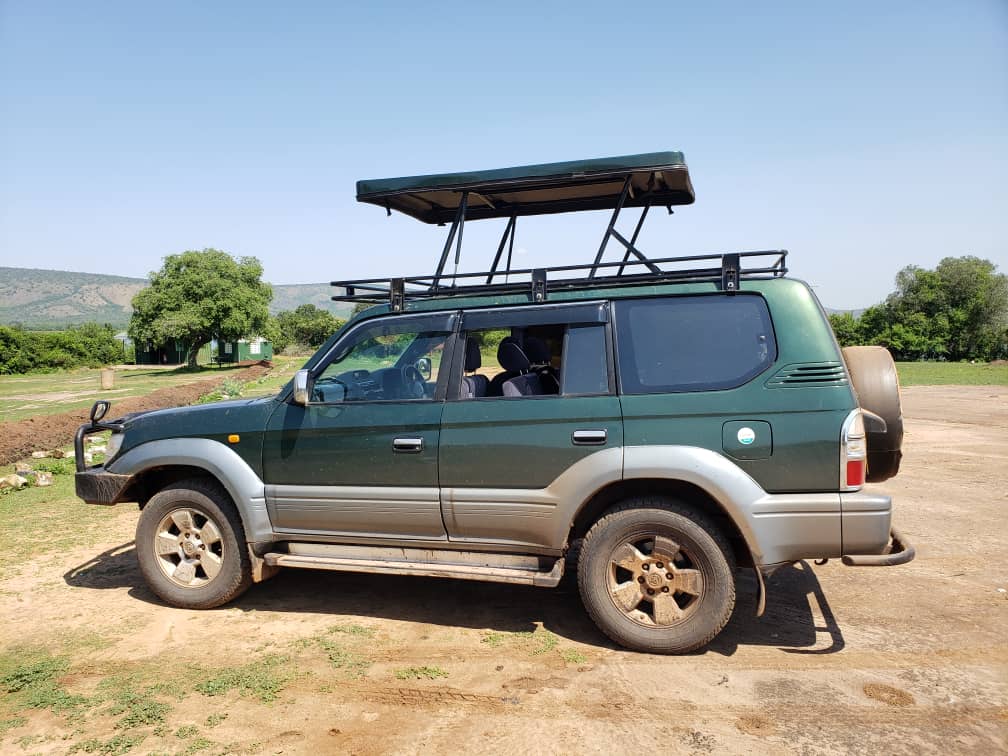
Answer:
[202, 355, 303, 402]
[0, 357, 304, 422]
[895, 361, 1008, 386]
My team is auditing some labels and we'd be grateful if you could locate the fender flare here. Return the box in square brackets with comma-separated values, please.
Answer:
[622, 445, 765, 556]
[107, 438, 273, 545]
[621, 445, 842, 570]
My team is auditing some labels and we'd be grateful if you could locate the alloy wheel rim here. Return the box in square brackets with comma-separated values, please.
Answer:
[153, 507, 225, 588]
[606, 534, 704, 627]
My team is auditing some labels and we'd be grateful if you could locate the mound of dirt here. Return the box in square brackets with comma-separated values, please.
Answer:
[0, 362, 273, 466]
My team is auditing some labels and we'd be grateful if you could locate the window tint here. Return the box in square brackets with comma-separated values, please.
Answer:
[615, 295, 776, 394]
[562, 325, 609, 395]
[461, 324, 564, 399]
[313, 320, 450, 403]
[459, 322, 613, 399]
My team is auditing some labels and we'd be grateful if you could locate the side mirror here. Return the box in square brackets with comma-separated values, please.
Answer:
[415, 357, 432, 381]
[90, 400, 111, 423]
[293, 369, 311, 405]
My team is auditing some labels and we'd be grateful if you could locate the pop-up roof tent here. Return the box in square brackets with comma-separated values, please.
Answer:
[355, 151, 695, 224]
[336, 152, 785, 310]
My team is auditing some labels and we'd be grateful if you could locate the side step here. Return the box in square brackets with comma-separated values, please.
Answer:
[262, 548, 565, 588]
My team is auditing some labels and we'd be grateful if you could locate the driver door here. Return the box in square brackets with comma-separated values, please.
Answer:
[262, 311, 458, 540]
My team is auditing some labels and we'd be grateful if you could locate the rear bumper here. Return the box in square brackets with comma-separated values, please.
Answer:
[839, 491, 914, 566]
[842, 527, 915, 566]
[75, 467, 132, 505]
[748, 490, 913, 568]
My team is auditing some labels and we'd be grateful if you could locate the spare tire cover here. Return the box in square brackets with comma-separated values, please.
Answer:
[842, 346, 903, 482]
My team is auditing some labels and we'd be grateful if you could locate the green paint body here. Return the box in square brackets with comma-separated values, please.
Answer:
[113, 277, 855, 495]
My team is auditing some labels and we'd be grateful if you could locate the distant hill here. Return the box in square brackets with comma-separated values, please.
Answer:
[0, 267, 351, 330]
[826, 307, 866, 318]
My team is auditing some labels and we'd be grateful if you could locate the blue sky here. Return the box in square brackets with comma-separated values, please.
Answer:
[1, 0, 1005, 309]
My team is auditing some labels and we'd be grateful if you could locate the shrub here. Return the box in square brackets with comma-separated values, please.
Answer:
[0, 324, 123, 374]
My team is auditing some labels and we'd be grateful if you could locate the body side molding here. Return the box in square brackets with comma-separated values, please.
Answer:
[442, 446, 623, 549]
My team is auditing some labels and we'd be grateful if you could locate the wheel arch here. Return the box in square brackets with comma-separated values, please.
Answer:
[570, 477, 755, 568]
[121, 464, 223, 508]
[107, 438, 273, 546]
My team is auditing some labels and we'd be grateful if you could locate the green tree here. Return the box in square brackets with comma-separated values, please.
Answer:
[274, 304, 344, 352]
[129, 250, 272, 367]
[827, 312, 862, 347]
[932, 256, 1008, 360]
[854, 256, 1006, 361]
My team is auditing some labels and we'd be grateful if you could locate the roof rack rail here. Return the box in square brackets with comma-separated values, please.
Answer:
[332, 250, 787, 311]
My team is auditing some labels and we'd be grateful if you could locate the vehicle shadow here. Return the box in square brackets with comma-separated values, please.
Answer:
[64, 546, 843, 656]
[709, 561, 845, 655]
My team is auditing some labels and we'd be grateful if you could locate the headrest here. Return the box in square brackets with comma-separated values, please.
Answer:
[497, 337, 530, 372]
[465, 339, 481, 373]
[523, 336, 551, 366]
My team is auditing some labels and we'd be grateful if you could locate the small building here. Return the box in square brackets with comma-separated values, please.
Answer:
[135, 339, 190, 365]
[217, 336, 273, 363]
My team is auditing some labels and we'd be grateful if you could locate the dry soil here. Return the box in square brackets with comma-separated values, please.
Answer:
[1, 385, 1005, 754]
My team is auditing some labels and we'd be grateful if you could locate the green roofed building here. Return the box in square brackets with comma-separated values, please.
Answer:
[217, 337, 273, 363]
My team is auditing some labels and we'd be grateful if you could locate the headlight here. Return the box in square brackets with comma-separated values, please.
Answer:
[105, 432, 124, 460]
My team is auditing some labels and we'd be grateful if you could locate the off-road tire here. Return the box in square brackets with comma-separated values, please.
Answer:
[136, 478, 252, 609]
[578, 497, 736, 654]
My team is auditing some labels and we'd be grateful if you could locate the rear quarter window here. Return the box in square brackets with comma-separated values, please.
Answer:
[614, 295, 776, 394]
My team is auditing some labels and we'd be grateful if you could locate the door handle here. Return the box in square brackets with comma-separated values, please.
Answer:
[572, 429, 607, 446]
[393, 437, 424, 453]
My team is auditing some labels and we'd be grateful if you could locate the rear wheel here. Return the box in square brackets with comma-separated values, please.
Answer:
[136, 479, 252, 609]
[578, 498, 735, 654]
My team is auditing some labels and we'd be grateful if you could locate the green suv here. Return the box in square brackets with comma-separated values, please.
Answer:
[75, 152, 913, 654]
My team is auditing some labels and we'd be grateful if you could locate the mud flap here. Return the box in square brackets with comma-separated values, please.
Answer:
[249, 546, 281, 583]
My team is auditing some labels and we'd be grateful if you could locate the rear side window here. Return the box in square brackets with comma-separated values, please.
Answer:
[562, 325, 609, 395]
[614, 295, 776, 394]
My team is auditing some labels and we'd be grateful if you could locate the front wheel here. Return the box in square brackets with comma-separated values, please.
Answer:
[578, 498, 736, 654]
[136, 479, 252, 609]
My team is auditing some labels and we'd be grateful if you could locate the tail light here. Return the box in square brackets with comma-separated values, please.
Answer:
[841, 409, 866, 491]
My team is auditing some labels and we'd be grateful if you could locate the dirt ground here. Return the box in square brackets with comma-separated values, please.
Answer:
[0, 362, 272, 465]
[1, 385, 1006, 754]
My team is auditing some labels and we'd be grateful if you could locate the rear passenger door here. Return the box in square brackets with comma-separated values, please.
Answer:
[438, 302, 623, 551]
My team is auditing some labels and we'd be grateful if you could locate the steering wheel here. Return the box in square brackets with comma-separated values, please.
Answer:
[401, 365, 427, 399]
[313, 377, 349, 403]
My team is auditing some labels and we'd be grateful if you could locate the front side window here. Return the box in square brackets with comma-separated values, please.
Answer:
[615, 295, 776, 394]
[312, 320, 450, 403]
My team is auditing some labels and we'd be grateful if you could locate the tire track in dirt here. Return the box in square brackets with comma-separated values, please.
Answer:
[358, 684, 518, 710]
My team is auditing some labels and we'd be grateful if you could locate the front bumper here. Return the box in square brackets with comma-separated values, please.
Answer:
[75, 466, 132, 505]
[74, 410, 130, 504]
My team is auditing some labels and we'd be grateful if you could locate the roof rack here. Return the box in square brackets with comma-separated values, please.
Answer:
[336, 152, 787, 311]
[332, 250, 788, 312]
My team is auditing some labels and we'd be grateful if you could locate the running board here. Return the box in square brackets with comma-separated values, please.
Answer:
[262, 551, 565, 588]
